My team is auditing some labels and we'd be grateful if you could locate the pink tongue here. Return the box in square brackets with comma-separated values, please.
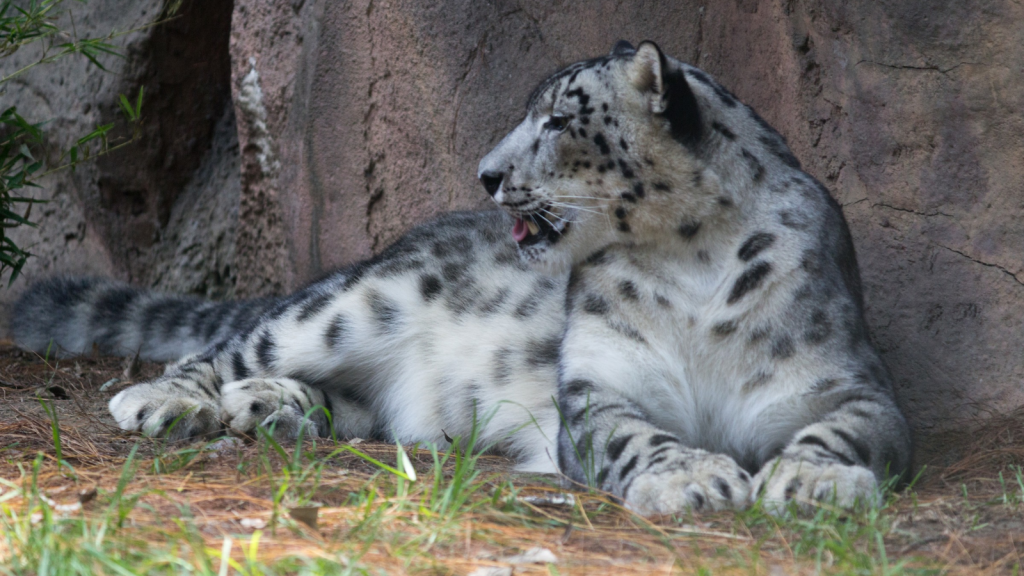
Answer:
[512, 218, 529, 242]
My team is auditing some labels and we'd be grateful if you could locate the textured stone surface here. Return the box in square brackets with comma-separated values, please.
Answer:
[1, 0, 238, 308]
[228, 0, 1024, 438]
[4, 0, 1021, 443]
[142, 109, 240, 299]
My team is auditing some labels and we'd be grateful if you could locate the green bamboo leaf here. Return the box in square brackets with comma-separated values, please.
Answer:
[83, 52, 108, 71]
[135, 85, 144, 117]
[118, 93, 135, 121]
[2, 211, 32, 225]
[90, 41, 123, 58]
[1, 235, 25, 248]
[77, 123, 113, 145]
[7, 262, 23, 284]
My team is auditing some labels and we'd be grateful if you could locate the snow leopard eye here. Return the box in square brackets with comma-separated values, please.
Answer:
[544, 114, 569, 132]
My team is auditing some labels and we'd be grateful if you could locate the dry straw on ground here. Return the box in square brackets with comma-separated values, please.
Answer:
[1, 341, 1022, 574]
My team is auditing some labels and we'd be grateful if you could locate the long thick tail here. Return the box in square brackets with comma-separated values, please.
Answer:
[12, 276, 273, 362]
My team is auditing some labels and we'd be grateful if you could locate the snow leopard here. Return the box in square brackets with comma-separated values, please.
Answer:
[12, 40, 911, 515]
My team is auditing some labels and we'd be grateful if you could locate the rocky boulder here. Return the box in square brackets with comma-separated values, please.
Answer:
[228, 0, 1024, 439]
[2, 0, 238, 302]
[4, 0, 1021, 446]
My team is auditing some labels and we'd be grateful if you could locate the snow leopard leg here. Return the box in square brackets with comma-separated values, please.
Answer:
[557, 380, 751, 515]
[108, 353, 223, 440]
[108, 270, 382, 442]
[109, 345, 375, 443]
[221, 377, 375, 441]
[110, 334, 376, 444]
[752, 381, 912, 513]
[220, 378, 327, 439]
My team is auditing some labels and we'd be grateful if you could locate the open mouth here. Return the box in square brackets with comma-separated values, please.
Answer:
[511, 207, 570, 246]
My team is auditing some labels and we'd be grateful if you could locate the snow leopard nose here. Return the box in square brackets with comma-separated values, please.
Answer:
[480, 171, 504, 197]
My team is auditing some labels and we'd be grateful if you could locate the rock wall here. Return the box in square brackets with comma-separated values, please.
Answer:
[694, 0, 1024, 437]
[228, 0, 1024, 438]
[4, 0, 1021, 443]
[2, 0, 238, 303]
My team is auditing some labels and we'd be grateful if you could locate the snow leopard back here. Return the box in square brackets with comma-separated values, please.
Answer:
[10, 211, 524, 363]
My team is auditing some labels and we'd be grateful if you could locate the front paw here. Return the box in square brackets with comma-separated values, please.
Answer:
[752, 457, 879, 514]
[109, 380, 220, 440]
[624, 451, 751, 516]
[220, 378, 321, 440]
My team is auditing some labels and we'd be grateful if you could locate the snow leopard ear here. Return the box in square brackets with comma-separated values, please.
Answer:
[610, 40, 635, 56]
[628, 41, 665, 99]
[629, 40, 703, 149]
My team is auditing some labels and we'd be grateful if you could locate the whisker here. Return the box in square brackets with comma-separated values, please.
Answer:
[539, 210, 573, 236]
[547, 201, 613, 228]
[546, 201, 604, 216]
[553, 195, 618, 205]
[554, 195, 615, 201]
[551, 197, 614, 211]
[539, 207, 571, 222]
[535, 212, 562, 235]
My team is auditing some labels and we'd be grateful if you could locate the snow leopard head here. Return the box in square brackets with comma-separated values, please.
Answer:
[478, 40, 745, 272]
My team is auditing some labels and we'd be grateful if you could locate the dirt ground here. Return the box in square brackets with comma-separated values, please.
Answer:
[1, 340, 1023, 574]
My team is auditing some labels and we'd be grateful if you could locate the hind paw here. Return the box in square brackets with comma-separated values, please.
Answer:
[109, 380, 220, 440]
[220, 378, 323, 440]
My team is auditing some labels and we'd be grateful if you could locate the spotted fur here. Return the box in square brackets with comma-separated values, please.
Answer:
[12, 41, 911, 514]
